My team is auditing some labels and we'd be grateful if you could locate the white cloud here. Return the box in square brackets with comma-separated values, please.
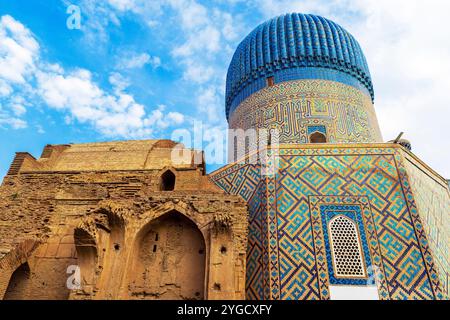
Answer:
[0, 14, 184, 138]
[0, 15, 39, 84]
[167, 111, 185, 125]
[108, 72, 130, 92]
[36, 66, 182, 137]
[197, 85, 222, 123]
[0, 115, 27, 129]
[107, 0, 163, 15]
[0, 79, 13, 97]
[116, 52, 162, 70]
[164, 0, 244, 122]
[0, 15, 39, 130]
[10, 96, 27, 116]
[36, 124, 45, 134]
[78, 0, 245, 127]
[107, 0, 140, 12]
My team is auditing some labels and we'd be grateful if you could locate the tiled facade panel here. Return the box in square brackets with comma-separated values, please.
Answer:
[211, 146, 447, 300]
[404, 155, 450, 297]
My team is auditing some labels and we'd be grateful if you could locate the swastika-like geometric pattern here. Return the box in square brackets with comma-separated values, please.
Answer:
[210, 145, 447, 300]
[212, 162, 260, 202]
[403, 156, 450, 298]
[246, 180, 267, 300]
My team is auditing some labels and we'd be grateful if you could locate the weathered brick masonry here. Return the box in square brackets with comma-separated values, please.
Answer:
[0, 140, 248, 300]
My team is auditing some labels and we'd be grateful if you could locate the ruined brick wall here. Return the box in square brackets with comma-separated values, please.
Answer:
[0, 141, 248, 300]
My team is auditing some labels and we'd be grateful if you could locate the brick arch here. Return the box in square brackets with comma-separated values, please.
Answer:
[128, 205, 207, 299]
[0, 240, 40, 299]
[135, 203, 206, 246]
[95, 202, 130, 231]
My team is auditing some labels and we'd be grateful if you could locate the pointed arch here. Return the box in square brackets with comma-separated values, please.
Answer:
[130, 210, 206, 300]
[160, 169, 176, 191]
[3, 262, 31, 300]
[0, 240, 39, 300]
[309, 131, 327, 143]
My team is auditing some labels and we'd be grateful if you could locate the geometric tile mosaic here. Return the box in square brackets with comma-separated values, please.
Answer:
[210, 146, 447, 300]
[404, 157, 450, 298]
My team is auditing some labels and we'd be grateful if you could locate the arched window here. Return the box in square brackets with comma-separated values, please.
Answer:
[309, 131, 327, 143]
[160, 170, 175, 191]
[328, 216, 366, 278]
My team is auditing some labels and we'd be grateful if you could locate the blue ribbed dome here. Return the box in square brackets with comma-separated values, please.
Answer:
[225, 13, 374, 119]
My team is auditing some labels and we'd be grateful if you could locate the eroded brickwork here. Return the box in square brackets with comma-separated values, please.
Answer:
[0, 140, 248, 300]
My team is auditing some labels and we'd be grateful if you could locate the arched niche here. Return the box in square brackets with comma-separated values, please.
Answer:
[130, 210, 206, 300]
[160, 170, 176, 191]
[310, 131, 327, 143]
[4, 262, 31, 300]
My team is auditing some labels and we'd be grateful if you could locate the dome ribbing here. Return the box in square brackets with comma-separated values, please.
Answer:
[225, 13, 374, 119]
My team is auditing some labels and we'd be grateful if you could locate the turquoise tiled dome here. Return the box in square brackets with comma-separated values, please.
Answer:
[226, 13, 374, 119]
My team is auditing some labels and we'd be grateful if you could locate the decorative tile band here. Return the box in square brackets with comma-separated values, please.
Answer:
[229, 80, 383, 147]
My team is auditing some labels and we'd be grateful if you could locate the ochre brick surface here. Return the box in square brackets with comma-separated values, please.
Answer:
[0, 140, 248, 300]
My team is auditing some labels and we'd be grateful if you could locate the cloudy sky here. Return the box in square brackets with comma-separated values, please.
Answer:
[0, 0, 449, 178]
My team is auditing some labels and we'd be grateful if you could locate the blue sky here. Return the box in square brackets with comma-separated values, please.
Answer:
[1, 0, 449, 179]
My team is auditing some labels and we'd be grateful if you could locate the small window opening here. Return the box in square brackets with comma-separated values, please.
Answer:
[160, 170, 176, 191]
[310, 132, 327, 143]
[267, 76, 275, 87]
[153, 245, 157, 253]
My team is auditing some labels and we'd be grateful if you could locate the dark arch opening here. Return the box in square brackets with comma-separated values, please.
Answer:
[160, 170, 176, 191]
[4, 262, 31, 300]
[310, 132, 327, 143]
